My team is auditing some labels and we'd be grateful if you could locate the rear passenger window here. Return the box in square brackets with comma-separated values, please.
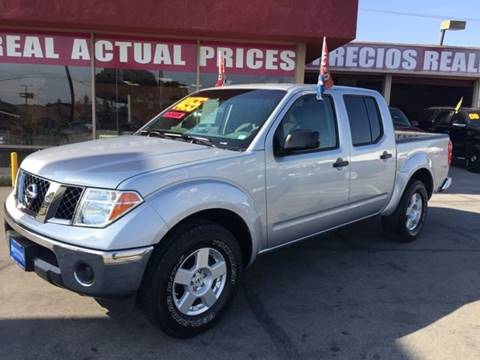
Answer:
[435, 110, 454, 125]
[344, 95, 384, 146]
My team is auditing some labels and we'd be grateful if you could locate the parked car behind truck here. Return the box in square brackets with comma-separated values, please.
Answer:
[419, 106, 480, 172]
[5, 84, 452, 338]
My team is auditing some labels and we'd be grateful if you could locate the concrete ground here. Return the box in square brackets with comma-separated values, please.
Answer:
[0, 166, 479, 360]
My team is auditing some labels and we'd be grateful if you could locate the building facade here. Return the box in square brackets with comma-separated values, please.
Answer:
[306, 41, 480, 122]
[0, 0, 358, 168]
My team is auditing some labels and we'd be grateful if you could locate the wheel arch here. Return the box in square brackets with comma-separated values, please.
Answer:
[159, 208, 254, 268]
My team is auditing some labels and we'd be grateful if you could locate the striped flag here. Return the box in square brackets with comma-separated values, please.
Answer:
[316, 37, 334, 100]
[215, 52, 226, 87]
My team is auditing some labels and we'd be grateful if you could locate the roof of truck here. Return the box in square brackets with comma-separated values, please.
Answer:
[201, 83, 381, 95]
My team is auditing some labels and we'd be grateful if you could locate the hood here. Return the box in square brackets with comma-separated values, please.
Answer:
[21, 135, 236, 188]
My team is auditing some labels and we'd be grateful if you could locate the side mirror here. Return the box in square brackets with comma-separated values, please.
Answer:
[281, 129, 319, 153]
[411, 120, 419, 127]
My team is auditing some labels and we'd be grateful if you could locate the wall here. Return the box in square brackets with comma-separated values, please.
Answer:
[0, 0, 358, 61]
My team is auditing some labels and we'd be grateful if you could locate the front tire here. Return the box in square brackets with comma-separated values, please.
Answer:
[382, 180, 428, 243]
[138, 221, 242, 338]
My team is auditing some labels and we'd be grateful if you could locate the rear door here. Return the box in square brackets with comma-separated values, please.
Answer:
[343, 94, 396, 218]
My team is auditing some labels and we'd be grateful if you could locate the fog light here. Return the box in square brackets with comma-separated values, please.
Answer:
[74, 262, 95, 286]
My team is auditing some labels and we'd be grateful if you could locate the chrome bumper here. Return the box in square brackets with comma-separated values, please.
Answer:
[4, 207, 153, 297]
[438, 177, 452, 192]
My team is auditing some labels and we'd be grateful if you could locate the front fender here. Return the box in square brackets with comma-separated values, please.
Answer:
[382, 152, 433, 216]
[148, 180, 264, 266]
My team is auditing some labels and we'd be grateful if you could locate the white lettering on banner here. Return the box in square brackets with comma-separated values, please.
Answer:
[0, 33, 296, 75]
[359, 47, 375, 68]
[23, 36, 43, 58]
[330, 47, 345, 66]
[324, 43, 480, 75]
[468, 53, 478, 72]
[376, 48, 384, 68]
[199, 46, 295, 72]
[173, 45, 185, 65]
[385, 48, 401, 69]
[71, 39, 90, 60]
[451, 53, 466, 72]
[153, 44, 171, 65]
[235, 48, 244, 68]
[44, 38, 59, 59]
[265, 49, 278, 70]
[345, 47, 358, 67]
[246, 48, 263, 69]
[402, 49, 417, 70]
[217, 47, 234, 67]
[134, 43, 151, 64]
[116, 41, 132, 63]
[95, 40, 113, 62]
[279, 50, 295, 71]
[439, 51, 452, 72]
[423, 51, 439, 71]
[6, 35, 22, 57]
[199, 46, 215, 67]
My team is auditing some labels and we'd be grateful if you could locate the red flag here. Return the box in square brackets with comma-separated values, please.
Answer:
[320, 36, 334, 89]
[215, 52, 226, 87]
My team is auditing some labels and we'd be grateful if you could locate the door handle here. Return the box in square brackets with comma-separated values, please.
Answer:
[380, 151, 393, 160]
[333, 158, 349, 168]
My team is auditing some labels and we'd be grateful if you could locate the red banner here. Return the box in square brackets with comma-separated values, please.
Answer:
[0, 31, 296, 76]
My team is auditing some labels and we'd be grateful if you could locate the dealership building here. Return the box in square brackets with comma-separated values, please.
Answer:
[306, 41, 480, 122]
[3, 1, 480, 171]
[0, 0, 357, 168]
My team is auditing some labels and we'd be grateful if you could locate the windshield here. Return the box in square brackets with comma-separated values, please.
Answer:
[389, 108, 412, 128]
[138, 89, 286, 150]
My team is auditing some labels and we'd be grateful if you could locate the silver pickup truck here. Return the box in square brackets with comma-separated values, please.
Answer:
[4, 84, 451, 337]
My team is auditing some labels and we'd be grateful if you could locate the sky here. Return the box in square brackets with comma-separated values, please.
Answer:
[357, 0, 480, 47]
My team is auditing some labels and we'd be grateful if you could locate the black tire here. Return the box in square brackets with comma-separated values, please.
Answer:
[138, 221, 242, 338]
[382, 180, 428, 243]
[466, 148, 480, 173]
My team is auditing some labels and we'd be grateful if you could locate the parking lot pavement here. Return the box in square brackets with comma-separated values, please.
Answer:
[0, 166, 479, 360]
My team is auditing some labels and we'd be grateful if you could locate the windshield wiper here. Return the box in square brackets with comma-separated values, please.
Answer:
[139, 130, 216, 148]
[180, 134, 217, 148]
[138, 130, 165, 138]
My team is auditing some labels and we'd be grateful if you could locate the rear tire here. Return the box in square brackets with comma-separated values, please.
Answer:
[466, 148, 480, 173]
[382, 180, 428, 243]
[138, 221, 242, 338]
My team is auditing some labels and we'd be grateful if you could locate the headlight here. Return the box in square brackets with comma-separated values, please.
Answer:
[73, 189, 143, 227]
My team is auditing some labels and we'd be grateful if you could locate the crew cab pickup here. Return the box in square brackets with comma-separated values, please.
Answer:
[4, 84, 452, 338]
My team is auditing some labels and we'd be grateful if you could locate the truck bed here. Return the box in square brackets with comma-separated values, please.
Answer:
[395, 130, 450, 193]
[395, 130, 448, 144]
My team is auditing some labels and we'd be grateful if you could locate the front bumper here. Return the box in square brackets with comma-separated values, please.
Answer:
[4, 208, 153, 297]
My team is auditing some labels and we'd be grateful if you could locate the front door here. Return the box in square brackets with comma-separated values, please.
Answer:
[265, 93, 350, 248]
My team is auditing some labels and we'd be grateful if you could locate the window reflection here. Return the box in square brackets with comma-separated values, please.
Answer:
[94, 69, 196, 137]
[0, 63, 92, 146]
[199, 73, 294, 90]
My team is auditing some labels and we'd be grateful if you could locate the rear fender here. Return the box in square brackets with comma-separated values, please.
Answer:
[382, 152, 433, 216]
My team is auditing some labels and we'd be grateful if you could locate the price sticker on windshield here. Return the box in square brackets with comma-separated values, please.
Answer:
[172, 97, 209, 113]
[468, 113, 480, 120]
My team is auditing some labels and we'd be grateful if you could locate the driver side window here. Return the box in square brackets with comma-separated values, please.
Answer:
[274, 94, 338, 152]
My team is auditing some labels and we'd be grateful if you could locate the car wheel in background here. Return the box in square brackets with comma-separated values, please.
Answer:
[466, 148, 480, 173]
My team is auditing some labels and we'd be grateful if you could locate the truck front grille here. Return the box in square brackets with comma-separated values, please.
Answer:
[55, 186, 83, 220]
[16, 171, 51, 215]
[16, 170, 84, 223]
